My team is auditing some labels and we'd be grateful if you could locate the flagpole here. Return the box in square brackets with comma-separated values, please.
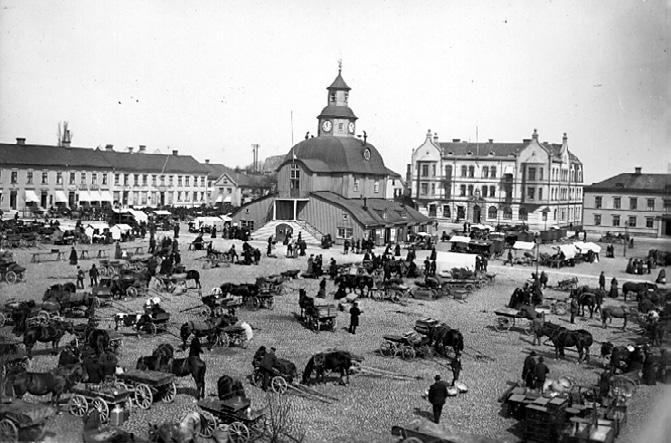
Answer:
[291, 110, 294, 146]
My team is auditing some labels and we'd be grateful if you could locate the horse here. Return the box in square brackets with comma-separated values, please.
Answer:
[217, 375, 246, 400]
[601, 306, 633, 329]
[622, 281, 657, 301]
[44, 282, 77, 300]
[302, 350, 352, 385]
[571, 290, 597, 318]
[545, 327, 593, 362]
[82, 350, 119, 383]
[168, 356, 206, 399]
[508, 288, 531, 309]
[425, 324, 464, 357]
[23, 320, 74, 358]
[600, 342, 645, 374]
[334, 274, 375, 296]
[86, 328, 111, 356]
[8, 363, 84, 406]
[185, 270, 201, 289]
[180, 316, 236, 350]
[137, 343, 174, 372]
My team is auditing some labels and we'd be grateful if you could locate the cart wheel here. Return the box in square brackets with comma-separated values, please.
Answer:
[496, 317, 511, 332]
[0, 313, 5, 328]
[379, 341, 395, 356]
[0, 418, 18, 443]
[5, 271, 17, 285]
[68, 394, 88, 416]
[126, 287, 138, 298]
[163, 381, 177, 403]
[198, 411, 217, 438]
[146, 322, 157, 335]
[200, 306, 212, 318]
[401, 347, 416, 360]
[402, 438, 423, 443]
[271, 376, 288, 394]
[134, 383, 153, 409]
[228, 422, 250, 443]
[91, 397, 110, 423]
[99, 267, 109, 277]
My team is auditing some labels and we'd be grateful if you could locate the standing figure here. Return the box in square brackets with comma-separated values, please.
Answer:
[428, 375, 449, 424]
[173, 223, 180, 239]
[507, 249, 514, 267]
[610, 278, 619, 299]
[534, 356, 549, 392]
[69, 247, 78, 265]
[76, 266, 85, 289]
[450, 356, 462, 386]
[570, 296, 579, 324]
[599, 271, 606, 291]
[260, 347, 278, 391]
[89, 264, 99, 287]
[349, 302, 361, 334]
[522, 351, 537, 388]
[539, 271, 548, 289]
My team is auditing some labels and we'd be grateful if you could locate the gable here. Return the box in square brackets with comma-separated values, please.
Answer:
[412, 138, 441, 162]
[517, 141, 549, 164]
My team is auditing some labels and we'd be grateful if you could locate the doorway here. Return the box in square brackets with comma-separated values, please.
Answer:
[473, 205, 481, 224]
[275, 223, 293, 243]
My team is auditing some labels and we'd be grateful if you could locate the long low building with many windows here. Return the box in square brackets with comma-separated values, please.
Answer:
[583, 167, 671, 238]
[0, 138, 209, 212]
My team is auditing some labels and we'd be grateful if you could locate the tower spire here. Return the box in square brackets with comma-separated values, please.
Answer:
[338, 58, 342, 74]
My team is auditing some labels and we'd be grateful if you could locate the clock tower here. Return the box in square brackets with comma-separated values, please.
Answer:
[317, 62, 358, 137]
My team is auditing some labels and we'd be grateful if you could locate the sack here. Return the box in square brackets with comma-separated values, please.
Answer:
[454, 381, 468, 393]
[446, 387, 458, 396]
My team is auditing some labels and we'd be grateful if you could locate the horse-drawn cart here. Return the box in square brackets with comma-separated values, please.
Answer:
[114, 310, 171, 335]
[380, 331, 432, 360]
[68, 382, 133, 424]
[213, 325, 251, 348]
[0, 400, 55, 443]
[302, 304, 337, 332]
[198, 397, 267, 443]
[0, 259, 25, 285]
[494, 307, 542, 335]
[116, 369, 177, 409]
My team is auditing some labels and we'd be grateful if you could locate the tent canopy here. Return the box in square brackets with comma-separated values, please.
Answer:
[100, 191, 113, 202]
[574, 241, 601, 253]
[513, 241, 536, 251]
[219, 215, 232, 222]
[78, 191, 91, 202]
[24, 190, 39, 203]
[435, 251, 477, 276]
[153, 210, 172, 216]
[449, 235, 472, 244]
[54, 190, 68, 203]
[555, 244, 578, 259]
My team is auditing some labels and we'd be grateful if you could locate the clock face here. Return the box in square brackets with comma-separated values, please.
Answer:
[321, 120, 332, 132]
[348, 122, 355, 134]
[363, 148, 371, 161]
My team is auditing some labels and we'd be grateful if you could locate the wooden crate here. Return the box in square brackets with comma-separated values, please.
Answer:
[524, 397, 569, 443]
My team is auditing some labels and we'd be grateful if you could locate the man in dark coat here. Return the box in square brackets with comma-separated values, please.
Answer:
[507, 249, 514, 266]
[539, 271, 548, 289]
[69, 247, 78, 265]
[349, 302, 361, 334]
[428, 374, 449, 424]
[429, 247, 437, 261]
[522, 351, 537, 388]
[173, 223, 180, 239]
[610, 278, 618, 298]
[570, 296, 579, 324]
[260, 347, 278, 391]
[329, 258, 338, 280]
[599, 271, 606, 290]
[394, 244, 401, 257]
[534, 356, 549, 392]
[89, 264, 99, 287]
[450, 357, 462, 386]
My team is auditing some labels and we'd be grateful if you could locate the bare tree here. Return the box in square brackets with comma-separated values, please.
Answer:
[264, 393, 306, 443]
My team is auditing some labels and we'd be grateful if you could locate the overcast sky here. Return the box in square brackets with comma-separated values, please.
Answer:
[1, 0, 669, 184]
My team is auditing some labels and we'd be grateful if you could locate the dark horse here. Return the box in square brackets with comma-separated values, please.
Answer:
[570, 290, 597, 318]
[539, 323, 593, 362]
[334, 274, 375, 296]
[137, 343, 174, 372]
[622, 281, 657, 301]
[185, 270, 201, 289]
[600, 342, 646, 374]
[600, 306, 633, 329]
[23, 320, 74, 358]
[302, 350, 352, 385]
[217, 375, 246, 400]
[425, 324, 464, 357]
[8, 363, 84, 406]
[152, 344, 207, 399]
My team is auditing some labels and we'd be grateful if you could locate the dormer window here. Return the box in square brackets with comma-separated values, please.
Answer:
[329, 91, 336, 103]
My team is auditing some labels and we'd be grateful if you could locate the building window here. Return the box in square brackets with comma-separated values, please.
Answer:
[461, 166, 467, 177]
[337, 227, 354, 239]
[613, 197, 621, 209]
[467, 185, 473, 196]
[489, 186, 495, 197]
[90, 173, 97, 184]
[646, 217, 654, 228]
[445, 165, 452, 177]
[353, 177, 360, 192]
[102, 173, 107, 185]
[26, 171, 33, 184]
[420, 183, 428, 195]
[142, 174, 147, 186]
[488, 206, 497, 219]
[185, 176, 190, 186]
[200, 177, 205, 187]
[431, 164, 436, 176]
[114, 174, 120, 185]
[152, 175, 157, 186]
[527, 187, 535, 200]
[177, 191, 182, 202]
[468, 166, 475, 178]
[629, 197, 637, 210]
[481, 186, 487, 197]
[595, 196, 602, 208]
[70, 172, 76, 185]
[290, 164, 300, 192]
[538, 188, 543, 200]
[130, 174, 137, 186]
[528, 167, 536, 181]
[193, 191, 197, 201]
[41, 172, 48, 184]
[612, 215, 620, 227]
[647, 198, 655, 210]
[167, 175, 173, 186]
[430, 183, 435, 195]
[160, 175, 165, 186]
[594, 214, 601, 226]
[482, 166, 489, 178]
[123, 174, 129, 186]
[490, 166, 496, 178]
[628, 216, 637, 227]
[421, 165, 429, 177]
[503, 207, 512, 220]
[177, 176, 183, 186]
[227, 188, 232, 194]
[460, 185, 466, 196]
[329, 91, 336, 103]
[539, 168, 543, 180]
[443, 205, 451, 218]
[56, 172, 63, 185]
[374, 180, 380, 193]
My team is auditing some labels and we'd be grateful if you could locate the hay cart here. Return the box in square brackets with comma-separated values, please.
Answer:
[115, 369, 177, 409]
[197, 397, 267, 443]
[0, 400, 55, 443]
[68, 382, 134, 424]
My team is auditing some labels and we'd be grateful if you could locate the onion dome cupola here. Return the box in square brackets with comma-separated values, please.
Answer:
[317, 62, 358, 137]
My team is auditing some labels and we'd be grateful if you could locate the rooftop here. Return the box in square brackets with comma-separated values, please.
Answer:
[585, 170, 671, 193]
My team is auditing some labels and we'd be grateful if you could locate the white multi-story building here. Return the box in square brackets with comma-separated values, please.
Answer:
[408, 129, 584, 229]
[0, 138, 209, 212]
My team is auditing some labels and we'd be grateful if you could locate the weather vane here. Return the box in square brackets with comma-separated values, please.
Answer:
[338, 58, 342, 73]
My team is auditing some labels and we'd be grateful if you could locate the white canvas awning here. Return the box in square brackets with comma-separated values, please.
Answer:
[78, 191, 91, 201]
[513, 241, 536, 251]
[470, 224, 494, 231]
[24, 190, 39, 203]
[215, 194, 224, 203]
[449, 235, 472, 243]
[153, 210, 171, 216]
[574, 241, 601, 253]
[223, 195, 232, 203]
[128, 209, 148, 223]
[100, 191, 113, 202]
[89, 190, 102, 201]
[219, 215, 232, 222]
[555, 244, 578, 259]
[54, 190, 68, 203]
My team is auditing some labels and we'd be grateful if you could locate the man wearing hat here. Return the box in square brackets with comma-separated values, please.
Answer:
[534, 356, 549, 392]
[349, 302, 362, 334]
[260, 347, 279, 391]
[427, 374, 449, 424]
[522, 351, 537, 388]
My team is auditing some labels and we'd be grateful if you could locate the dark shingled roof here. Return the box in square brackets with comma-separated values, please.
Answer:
[317, 105, 358, 120]
[327, 72, 351, 90]
[202, 163, 232, 180]
[437, 140, 581, 163]
[0, 142, 208, 174]
[312, 191, 430, 228]
[585, 172, 671, 194]
[279, 136, 388, 175]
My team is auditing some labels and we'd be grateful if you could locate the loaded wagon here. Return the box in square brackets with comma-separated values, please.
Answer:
[494, 307, 548, 334]
[302, 304, 337, 332]
[116, 369, 177, 409]
[379, 331, 432, 360]
[113, 310, 171, 335]
[198, 397, 267, 443]
[68, 382, 134, 424]
[0, 400, 55, 443]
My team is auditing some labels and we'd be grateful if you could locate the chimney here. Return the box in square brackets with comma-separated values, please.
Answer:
[363, 197, 368, 210]
[433, 133, 439, 143]
[426, 129, 432, 141]
[563, 133, 568, 143]
[16, 137, 25, 145]
[127, 147, 134, 154]
[138, 145, 146, 153]
[531, 128, 538, 141]
[362, 131, 367, 145]
[488, 139, 493, 144]
[452, 139, 461, 143]
[105, 144, 114, 151]
[205, 159, 210, 164]
[172, 150, 178, 156]
[634, 166, 642, 174]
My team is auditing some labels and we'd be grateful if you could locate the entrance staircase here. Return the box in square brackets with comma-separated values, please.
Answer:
[251, 220, 323, 245]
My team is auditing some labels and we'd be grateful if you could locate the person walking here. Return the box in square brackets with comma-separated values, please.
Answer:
[522, 351, 537, 388]
[539, 271, 548, 289]
[534, 356, 549, 392]
[610, 277, 619, 299]
[599, 271, 606, 291]
[450, 356, 462, 386]
[173, 223, 180, 239]
[570, 296, 579, 324]
[149, 234, 156, 254]
[427, 374, 449, 424]
[89, 264, 99, 287]
[69, 246, 78, 266]
[76, 266, 85, 289]
[349, 302, 361, 334]
[507, 249, 514, 267]
[260, 347, 278, 391]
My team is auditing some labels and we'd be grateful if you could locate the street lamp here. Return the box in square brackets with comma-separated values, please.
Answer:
[623, 220, 630, 257]
[534, 232, 541, 280]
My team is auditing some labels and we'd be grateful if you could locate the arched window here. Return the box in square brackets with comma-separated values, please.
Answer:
[519, 207, 528, 221]
[503, 207, 512, 220]
[488, 206, 497, 219]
